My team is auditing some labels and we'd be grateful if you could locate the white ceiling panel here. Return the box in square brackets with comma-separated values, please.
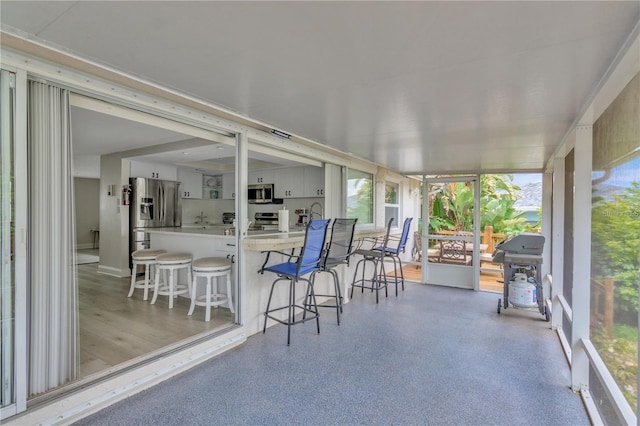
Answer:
[2, 1, 639, 173]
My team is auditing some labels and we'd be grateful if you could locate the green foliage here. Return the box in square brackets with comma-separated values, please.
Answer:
[347, 177, 373, 224]
[479, 175, 534, 235]
[591, 182, 640, 325]
[592, 326, 638, 410]
[614, 324, 639, 342]
[428, 175, 535, 235]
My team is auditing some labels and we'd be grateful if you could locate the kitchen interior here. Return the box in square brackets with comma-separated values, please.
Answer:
[71, 101, 326, 380]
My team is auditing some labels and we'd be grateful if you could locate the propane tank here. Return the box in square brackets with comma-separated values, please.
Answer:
[508, 273, 537, 308]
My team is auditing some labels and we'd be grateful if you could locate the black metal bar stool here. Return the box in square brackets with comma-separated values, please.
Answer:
[262, 219, 330, 345]
[350, 218, 394, 303]
[372, 217, 413, 296]
[307, 218, 358, 325]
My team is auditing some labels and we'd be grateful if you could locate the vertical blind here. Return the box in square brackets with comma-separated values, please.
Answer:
[28, 81, 78, 395]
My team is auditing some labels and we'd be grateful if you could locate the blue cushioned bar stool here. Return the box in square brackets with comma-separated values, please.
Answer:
[128, 249, 167, 301]
[307, 218, 358, 325]
[350, 218, 394, 304]
[373, 217, 413, 296]
[262, 219, 330, 345]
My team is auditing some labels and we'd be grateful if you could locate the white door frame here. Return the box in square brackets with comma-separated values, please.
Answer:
[421, 175, 480, 290]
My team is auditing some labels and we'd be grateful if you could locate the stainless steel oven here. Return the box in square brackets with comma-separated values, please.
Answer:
[248, 183, 274, 204]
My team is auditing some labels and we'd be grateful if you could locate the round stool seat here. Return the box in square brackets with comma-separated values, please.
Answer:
[193, 257, 232, 271]
[189, 256, 234, 322]
[156, 252, 192, 264]
[152, 252, 193, 309]
[132, 248, 167, 260]
[128, 249, 167, 301]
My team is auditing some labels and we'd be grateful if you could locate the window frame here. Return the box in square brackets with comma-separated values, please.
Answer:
[346, 168, 374, 226]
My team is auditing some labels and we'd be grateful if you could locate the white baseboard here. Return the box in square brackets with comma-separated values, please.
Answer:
[97, 264, 130, 278]
[6, 327, 246, 425]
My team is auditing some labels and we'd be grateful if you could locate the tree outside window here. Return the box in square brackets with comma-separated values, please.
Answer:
[347, 169, 373, 225]
[385, 182, 399, 227]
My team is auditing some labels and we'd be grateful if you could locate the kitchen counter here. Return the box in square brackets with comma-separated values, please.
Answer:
[145, 226, 387, 248]
[144, 226, 275, 238]
[145, 225, 393, 337]
[243, 226, 387, 251]
[146, 226, 233, 237]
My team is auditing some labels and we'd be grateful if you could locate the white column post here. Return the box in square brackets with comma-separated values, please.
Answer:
[421, 175, 428, 284]
[473, 175, 480, 291]
[551, 158, 565, 331]
[541, 171, 553, 316]
[235, 131, 248, 326]
[572, 124, 593, 392]
[541, 172, 553, 278]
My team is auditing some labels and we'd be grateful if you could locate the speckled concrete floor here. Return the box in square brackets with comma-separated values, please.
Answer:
[74, 283, 589, 426]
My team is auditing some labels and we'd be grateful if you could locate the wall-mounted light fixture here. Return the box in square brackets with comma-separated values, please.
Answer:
[271, 129, 291, 139]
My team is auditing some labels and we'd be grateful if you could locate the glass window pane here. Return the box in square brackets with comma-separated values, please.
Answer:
[590, 73, 639, 414]
[1, 69, 16, 408]
[347, 169, 373, 224]
[385, 182, 398, 204]
[385, 182, 399, 227]
[384, 206, 399, 228]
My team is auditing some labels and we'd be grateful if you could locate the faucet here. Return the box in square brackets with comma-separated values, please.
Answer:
[195, 211, 207, 224]
[309, 202, 324, 220]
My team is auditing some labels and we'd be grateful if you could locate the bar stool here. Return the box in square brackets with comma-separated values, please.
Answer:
[263, 219, 330, 345]
[307, 218, 358, 325]
[188, 257, 234, 322]
[151, 252, 192, 309]
[128, 249, 167, 301]
[350, 218, 394, 304]
[372, 217, 413, 296]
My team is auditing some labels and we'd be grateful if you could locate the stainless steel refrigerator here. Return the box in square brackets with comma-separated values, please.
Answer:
[129, 177, 182, 256]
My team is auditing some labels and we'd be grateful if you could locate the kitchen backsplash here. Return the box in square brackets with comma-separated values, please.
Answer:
[182, 197, 323, 225]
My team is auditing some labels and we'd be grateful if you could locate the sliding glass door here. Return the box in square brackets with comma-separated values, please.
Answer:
[0, 70, 16, 413]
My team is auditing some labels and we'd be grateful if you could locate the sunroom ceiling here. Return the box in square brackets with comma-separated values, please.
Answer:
[1, 1, 639, 174]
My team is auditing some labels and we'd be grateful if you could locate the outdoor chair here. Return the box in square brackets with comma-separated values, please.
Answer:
[350, 218, 394, 303]
[306, 218, 358, 325]
[411, 231, 422, 263]
[373, 217, 413, 295]
[262, 219, 330, 345]
[438, 240, 472, 265]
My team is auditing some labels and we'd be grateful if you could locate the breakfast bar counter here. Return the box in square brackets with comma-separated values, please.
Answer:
[145, 226, 389, 337]
[243, 226, 387, 251]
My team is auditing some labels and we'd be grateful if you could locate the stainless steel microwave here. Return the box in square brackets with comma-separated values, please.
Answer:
[248, 183, 274, 204]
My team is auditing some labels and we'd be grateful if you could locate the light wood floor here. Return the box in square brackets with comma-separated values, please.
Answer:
[77, 262, 234, 378]
[391, 262, 504, 293]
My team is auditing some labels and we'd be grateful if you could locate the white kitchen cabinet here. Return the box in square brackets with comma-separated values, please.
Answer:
[303, 166, 325, 197]
[202, 174, 223, 199]
[248, 169, 275, 185]
[222, 172, 236, 199]
[130, 160, 178, 181]
[274, 167, 304, 198]
[177, 170, 202, 199]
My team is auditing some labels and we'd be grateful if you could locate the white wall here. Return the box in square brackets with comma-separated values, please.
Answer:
[182, 198, 234, 224]
[183, 197, 325, 227]
[97, 156, 130, 277]
[73, 177, 100, 249]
